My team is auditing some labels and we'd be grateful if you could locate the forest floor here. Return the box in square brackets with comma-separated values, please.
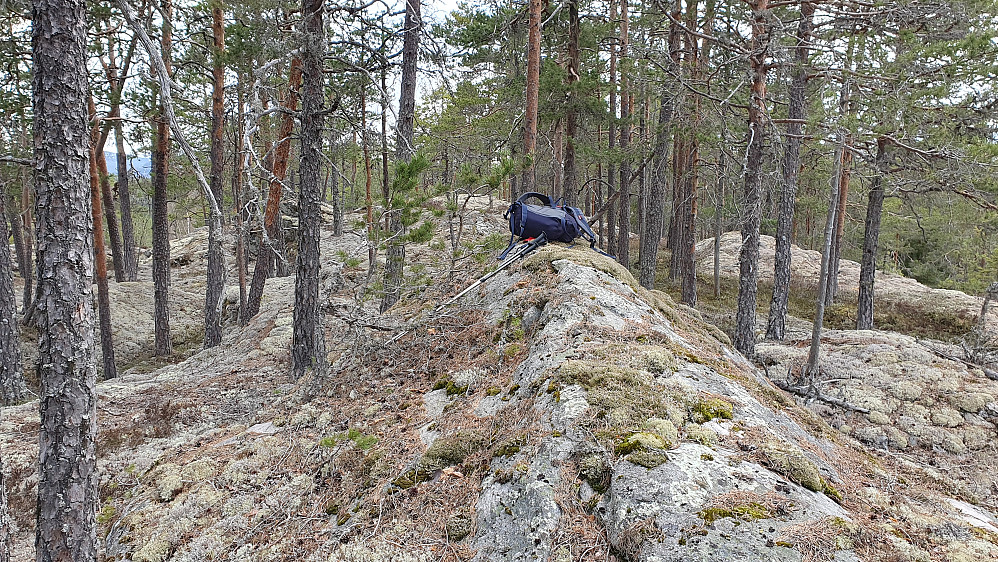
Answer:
[3, 209, 998, 561]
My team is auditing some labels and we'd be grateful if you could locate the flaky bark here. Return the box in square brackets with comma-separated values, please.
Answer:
[857, 138, 888, 330]
[204, 2, 226, 348]
[639, 77, 675, 290]
[152, 0, 174, 356]
[292, 0, 326, 378]
[32, 0, 99, 559]
[246, 57, 303, 319]
[733, 0, 770, 356]
[0, 194, 26, 405]
[766, 0, 814, 340]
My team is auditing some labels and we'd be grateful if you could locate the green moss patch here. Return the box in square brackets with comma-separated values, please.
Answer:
[688, 396, 734, 423]
[321, 427, 379, 451]
[615, 432, 668, 455]
[432, 377, 469, 396]
[555, 360, 680, 431]
[758, 440, 841, 502]
[698, 502, 772, 525]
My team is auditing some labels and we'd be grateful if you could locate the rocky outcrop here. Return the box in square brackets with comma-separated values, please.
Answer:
[4, 218, 998, 561]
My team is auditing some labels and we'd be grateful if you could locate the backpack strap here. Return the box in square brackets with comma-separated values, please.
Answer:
[568, 206, 616, 258]
[517, 192, 554, 208]
[497, 233, 517, 261]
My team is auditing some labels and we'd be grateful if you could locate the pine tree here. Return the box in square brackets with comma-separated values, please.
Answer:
[291, 0, 327, 377]
[33, 0, 99, 558]
[381, 0, 421, 313]
[204, 0, 227, 348]
[0, 191, 26, 405]
[733, 0, 771, 356]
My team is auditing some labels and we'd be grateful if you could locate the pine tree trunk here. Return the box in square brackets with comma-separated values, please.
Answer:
[825, 140, 851, 305]
[714, 149, 725, 298]
[89, 145, 117, 379]
[114, 121, 138, 281]
[18, 181, 33, 312]
[805, 141, 844, 377]
[152, 0, 173, 357]
[4, 194, 29, 314]
[330, 128, 343, 236]
[95, 150, 125, 282]
[381, 0, 420, 313]
[733, 0, 770, 356]
[33, 0, 99, 558]
[234, 83, 248, 324]
[679, 140, 699, 307]
[204, 2, 226, 348]
[0, 194, 26, 405]
[103, 33, 139, 282]
[292, 0, 326, 378]
[563, 1, 578, 207]
[857, 138, 888, 330]
[521, 0, 541, 195]
[606, 0, 618, 254]
[766, 0, 814, 341]
[639, 77, 675, 290]
[246, 58, 303, 319]
[616, 0, 630, 266]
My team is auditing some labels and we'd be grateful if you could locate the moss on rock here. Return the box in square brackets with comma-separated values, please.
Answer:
[615, 432, 667, 455]
[627, 450, 670, 469]
[132, 539, 172, 562]
[643, 418, 678, 448]
[420, 430, 485, 472]
[689, 396, 734, 423]
[684, 423, 719, 447]
[698, 502, 772, 525]
[760, 441, 824, 493]
[155, 464, 184, 502]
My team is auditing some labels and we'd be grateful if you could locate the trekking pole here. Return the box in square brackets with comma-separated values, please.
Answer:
[384, 232, 548, 345]
[434, 232, 548, 311]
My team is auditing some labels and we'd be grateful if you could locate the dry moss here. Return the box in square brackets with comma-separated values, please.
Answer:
[421, 430, 486, 471]
[627, 450, 670, 468]
[555, 360, 679, 431]
[759, 440, 824, 493]
[684, 423, 719, 447]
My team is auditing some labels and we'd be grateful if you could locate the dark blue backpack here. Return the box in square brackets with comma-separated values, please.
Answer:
[499, 192, 611, 260]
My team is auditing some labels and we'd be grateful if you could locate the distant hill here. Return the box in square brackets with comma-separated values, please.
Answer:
[103, 151, 151, 178]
